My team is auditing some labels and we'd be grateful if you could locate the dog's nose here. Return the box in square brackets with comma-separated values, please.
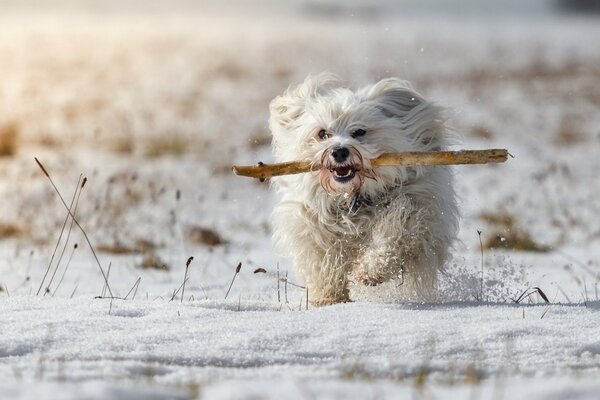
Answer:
[331, 146, 350, 163]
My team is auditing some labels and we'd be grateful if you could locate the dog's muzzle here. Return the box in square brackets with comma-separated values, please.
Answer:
[319, 144, 375, 198]
[330, 165, 357, 183]
[328, 146, 358, 183]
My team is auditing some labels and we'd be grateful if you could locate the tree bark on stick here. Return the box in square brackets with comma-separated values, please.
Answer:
[232, 149, 509, 180]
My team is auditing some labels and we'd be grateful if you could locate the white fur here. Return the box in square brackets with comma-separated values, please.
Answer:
[269, 73, 459, 306]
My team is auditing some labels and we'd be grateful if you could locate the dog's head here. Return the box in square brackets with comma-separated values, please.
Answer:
[269, 73, 448, 204]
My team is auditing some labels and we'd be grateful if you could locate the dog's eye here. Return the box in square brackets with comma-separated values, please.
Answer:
[351, 129, 367, 138]
[318, 129, 329, 140]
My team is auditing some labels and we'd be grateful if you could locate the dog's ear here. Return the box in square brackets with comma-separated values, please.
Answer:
[359, 78, 427, 119]
[360, 78, 446, 148]
[269, 73, 340, 132]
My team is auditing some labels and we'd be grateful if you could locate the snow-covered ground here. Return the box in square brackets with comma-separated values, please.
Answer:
[1, 1, 599, 399]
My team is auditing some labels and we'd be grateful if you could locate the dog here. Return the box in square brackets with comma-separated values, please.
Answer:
[269, 73, 458, 306]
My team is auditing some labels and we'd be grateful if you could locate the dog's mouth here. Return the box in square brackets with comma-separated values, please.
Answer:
[330, 165, 358, 183]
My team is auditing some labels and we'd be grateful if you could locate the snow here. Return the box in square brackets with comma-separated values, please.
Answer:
[2, 297, 600, 398]
[2, 295, 600, 398]
[1, 1, 600, 398]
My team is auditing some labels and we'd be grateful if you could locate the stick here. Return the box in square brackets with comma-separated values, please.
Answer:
[232, 149, 509, 180]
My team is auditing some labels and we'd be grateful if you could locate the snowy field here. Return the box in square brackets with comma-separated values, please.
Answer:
[1, 1, 600, 399]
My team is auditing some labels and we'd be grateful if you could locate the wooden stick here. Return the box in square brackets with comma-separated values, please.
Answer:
[232, 149, 509, 180]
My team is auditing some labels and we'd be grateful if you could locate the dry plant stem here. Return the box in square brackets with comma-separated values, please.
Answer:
[70, 283, 78, 299]
[477, 230, 484, 302]
[124, 277, 141, 300]
[232, 149, 509, 180]
[306, 287, 308, 310]
[280, 277, 306, 289]
[169, 278, 189, 302]
[515, 287, 549, 304]
[284, 271, 288, 303]
[45, 178, 86, 296]
[13, 276, 31, 293]
[36, 175, 82, 296]
[277, 263, 280, 302]
[225, 262, 242, 300]
[181, 256, 193, 304]
[102, 263, 112, 298]
[52, 244, 78, 297]
[35, 158, 114, 298]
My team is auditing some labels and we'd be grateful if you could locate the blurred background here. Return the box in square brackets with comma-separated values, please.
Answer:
[0, 0, 599, 299]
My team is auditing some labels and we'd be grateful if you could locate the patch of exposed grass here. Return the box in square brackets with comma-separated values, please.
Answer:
[186, 226, 227, 246]
[554, 114, 585, 145]
[97, 239, 157, 254]
[478, 211, 552, 252]
[145, 135, 189, 158]
[0, 223, 23, 240]
[0, 122, 19, 156]
[138, 253, 171, 270]
[469, 124, 494, 140]
[110, 135, 135, 155]
[248, 132, 271, 149]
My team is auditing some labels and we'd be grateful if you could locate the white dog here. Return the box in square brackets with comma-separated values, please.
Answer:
[269, 74, 458, 306]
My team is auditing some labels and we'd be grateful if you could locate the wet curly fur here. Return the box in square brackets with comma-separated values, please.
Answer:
[269, 73, 459, 306]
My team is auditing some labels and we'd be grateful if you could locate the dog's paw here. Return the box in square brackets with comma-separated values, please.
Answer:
[354, 270, 385, 286]
[310, 289, 351, 307]
[310, 297, 351, 307]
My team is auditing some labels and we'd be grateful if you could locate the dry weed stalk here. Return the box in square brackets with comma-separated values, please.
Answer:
[224, 262, 242, 300]
[35, 158, 114, 298]
[477, 230, 484, 301]
[181, 256, 193, 303]
[52, 243, 78, 297]
[36, 175, 82, 296]
[514, 287, 550, 304]
[124, 277, 142, 300]
[101, 263, 112, 298]
[45, 177, 87, 296]
[169, 258, 194, 302]
[277, 263, 280, 302]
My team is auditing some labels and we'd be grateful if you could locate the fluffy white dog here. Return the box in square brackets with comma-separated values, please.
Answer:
[269, 73, 458, 306]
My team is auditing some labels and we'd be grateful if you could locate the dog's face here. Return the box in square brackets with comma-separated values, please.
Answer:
[269, 74, 446, 203]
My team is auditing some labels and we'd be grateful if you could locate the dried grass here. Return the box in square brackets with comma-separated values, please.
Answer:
[110, 135, 135, 155]
[186, 226, 227, 246]
[478, 211, 551, 252]
[138, 254, 171, 270]
[145, 135, 190, 158]
[0, 122, 19, 157]
[469, 124, 494, 140]
[97, 239, 157, 255]
[248, 131, 272, 149]
[0, 223, 23, 239]
[554, 115, 584, 145]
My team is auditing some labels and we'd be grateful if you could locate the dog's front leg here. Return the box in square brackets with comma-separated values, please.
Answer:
[273, 203, 352, 306]
[354, 199, 418, 287]
[293, 239, 352, 306]
[355, 235, 405, 286]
